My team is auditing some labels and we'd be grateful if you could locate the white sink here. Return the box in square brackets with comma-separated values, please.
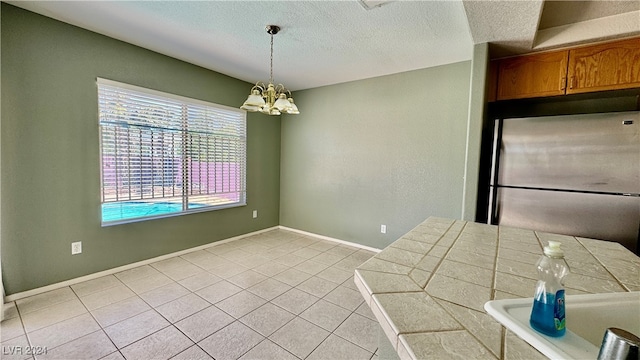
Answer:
[484, 292, 640, 359]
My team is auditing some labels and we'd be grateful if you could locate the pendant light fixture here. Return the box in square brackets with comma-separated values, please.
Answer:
[241, 25, 300, 115]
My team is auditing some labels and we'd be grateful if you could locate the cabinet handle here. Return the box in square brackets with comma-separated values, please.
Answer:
[569, 76, 575, 89]
[561, 77, 566, 90]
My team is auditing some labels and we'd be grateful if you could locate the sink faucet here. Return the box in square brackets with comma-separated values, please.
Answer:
[597, 328, 640, 360]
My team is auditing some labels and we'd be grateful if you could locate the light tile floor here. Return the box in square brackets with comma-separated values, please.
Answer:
[1, 229, 380, 360]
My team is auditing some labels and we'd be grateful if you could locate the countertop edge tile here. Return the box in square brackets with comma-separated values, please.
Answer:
[353, 270, 372, 306]
[370, 294, 399, 350]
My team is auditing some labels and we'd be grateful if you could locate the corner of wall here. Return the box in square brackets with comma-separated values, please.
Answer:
[461, 43, 490, 221]
[0, 2, 5, 316]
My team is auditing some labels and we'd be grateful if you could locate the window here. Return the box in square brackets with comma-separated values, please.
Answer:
[97, 78, 246, 225]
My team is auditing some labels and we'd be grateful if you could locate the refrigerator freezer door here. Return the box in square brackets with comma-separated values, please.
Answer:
[494, 187, 640, 253]
[498, 111, 640, 194]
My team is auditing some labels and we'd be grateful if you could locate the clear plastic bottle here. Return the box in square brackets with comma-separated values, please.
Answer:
[529, 241, 570, 337]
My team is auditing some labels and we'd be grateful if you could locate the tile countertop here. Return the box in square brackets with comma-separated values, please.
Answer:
[354, 217, 640, 360]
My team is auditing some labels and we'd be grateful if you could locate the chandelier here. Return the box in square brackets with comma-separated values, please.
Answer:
[241, 25, 300, 115]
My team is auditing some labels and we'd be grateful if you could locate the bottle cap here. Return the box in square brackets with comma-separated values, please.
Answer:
[544, 241, 564, 258]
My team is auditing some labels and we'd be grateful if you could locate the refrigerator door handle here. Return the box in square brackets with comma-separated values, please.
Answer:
[487, 119, 503, 224]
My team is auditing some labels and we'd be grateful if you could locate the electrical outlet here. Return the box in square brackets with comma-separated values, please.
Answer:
[252, 210, 258, 218]
[381, 224, 387, 234]
[71, 241, 82, 255]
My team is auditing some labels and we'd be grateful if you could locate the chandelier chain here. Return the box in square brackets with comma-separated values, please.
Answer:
[269, 33, 274, 84]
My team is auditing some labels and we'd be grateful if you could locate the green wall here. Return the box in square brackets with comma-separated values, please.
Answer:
[462, 43, 490, 221]
[0, 3, 4, 306]
[1, 4, 281, 295]
[280, 61, 472, 249]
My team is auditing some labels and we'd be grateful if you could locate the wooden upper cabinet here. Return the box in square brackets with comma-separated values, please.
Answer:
[496, 51, 569, 100]
[567, 37, 640, 94]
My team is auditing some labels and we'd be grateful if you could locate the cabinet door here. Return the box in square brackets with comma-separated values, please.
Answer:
[496, 51, 569, 100]
[567, 37, 640, 94]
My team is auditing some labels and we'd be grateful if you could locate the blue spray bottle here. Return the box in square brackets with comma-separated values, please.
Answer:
[529, 241, 570, 337]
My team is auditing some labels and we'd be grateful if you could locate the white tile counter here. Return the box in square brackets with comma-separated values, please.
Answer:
[354, 217, 640, 360]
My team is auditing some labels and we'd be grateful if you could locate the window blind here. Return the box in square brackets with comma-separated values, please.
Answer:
[97, 78, 246, 225]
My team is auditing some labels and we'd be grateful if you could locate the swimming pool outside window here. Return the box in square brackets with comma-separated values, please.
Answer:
[97, 78, 246, 225]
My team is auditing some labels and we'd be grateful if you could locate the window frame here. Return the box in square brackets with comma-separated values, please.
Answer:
[97, 78, 247, 226]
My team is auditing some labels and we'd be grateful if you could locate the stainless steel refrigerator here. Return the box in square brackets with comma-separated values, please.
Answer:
[488, 111, 640, 253]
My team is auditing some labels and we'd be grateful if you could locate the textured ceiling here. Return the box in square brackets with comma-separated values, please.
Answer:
[539, 1, 640, 30]
[8, 1, 472, 91]
[463, 0, 544, 53]
[534, 0, 640, 50]
[7, 1, 640, 91]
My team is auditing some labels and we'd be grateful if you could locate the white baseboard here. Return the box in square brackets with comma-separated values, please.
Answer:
[4, 226, 279, 303]
[279, 226, 382, 253]
[4, 225, 380, 303]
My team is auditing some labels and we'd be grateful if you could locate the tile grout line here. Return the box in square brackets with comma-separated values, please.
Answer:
[17, 279, 124, 357]
[264, 252, 376, 359]
[70, 280, 124, 359]
[11, 299, 35, 360]
[134, 236, 353, 358]
[189, 248, 357, 359]
[6, 232, 379, 360]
